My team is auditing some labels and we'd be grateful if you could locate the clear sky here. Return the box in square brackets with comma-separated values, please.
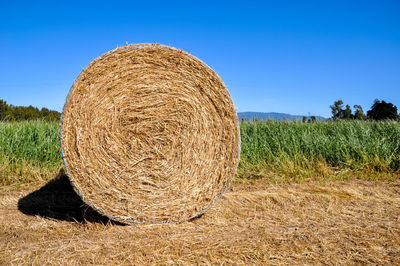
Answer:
[1, 0, 399, 118]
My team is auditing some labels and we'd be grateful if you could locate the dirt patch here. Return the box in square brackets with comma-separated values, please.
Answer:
[1, 177, 399, 264]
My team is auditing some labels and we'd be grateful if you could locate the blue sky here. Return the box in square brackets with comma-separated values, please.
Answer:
[0, 1, 399, 118]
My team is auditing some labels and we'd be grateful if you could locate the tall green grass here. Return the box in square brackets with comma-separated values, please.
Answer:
[0, 120, 399, 185]
[239, 120, 400, 181]
[0, 121, 62, 185]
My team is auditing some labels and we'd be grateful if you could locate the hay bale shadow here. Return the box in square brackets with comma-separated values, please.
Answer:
[18, 171, 124, 225]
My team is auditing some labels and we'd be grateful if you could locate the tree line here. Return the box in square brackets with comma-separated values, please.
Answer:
[1, 97, 398, 122]
[330, 99, 399, 121]
[0, 99, 61, 122]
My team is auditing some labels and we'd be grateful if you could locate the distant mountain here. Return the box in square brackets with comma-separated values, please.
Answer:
[237, 112, 326, 121]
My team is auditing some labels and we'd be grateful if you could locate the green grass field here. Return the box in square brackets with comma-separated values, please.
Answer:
[0, 121, 61, 185]
[239, 120, 400, 181]
[1, 120, 399, 186]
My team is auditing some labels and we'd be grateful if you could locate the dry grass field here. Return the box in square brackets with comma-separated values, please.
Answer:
[1, 173, 399, 265]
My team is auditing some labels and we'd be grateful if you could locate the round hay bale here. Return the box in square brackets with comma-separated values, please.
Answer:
[60, 43, 240, 224]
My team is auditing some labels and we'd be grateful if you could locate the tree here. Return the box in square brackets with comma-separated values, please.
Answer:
[302, 116, 307, 123]
[342, 104, 353, 119]
[310, 116, 316, 122]
[330, 100, 344, 120]
[367, 99, 398, 120]
[353, 105, 366, 120]
[0, 99, 61, 121]
[0, 100, 7, 121]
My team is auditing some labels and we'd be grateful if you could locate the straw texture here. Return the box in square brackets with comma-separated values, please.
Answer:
[60, 43, 240, 224]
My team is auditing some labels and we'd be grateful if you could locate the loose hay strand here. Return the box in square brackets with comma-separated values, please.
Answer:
[60, 43, 240, 224]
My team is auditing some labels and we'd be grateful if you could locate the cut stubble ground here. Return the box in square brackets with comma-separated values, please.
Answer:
[1, 177, 399, 265]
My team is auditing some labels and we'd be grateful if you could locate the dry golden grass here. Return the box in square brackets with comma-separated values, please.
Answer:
[1, 174, 399, 265]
